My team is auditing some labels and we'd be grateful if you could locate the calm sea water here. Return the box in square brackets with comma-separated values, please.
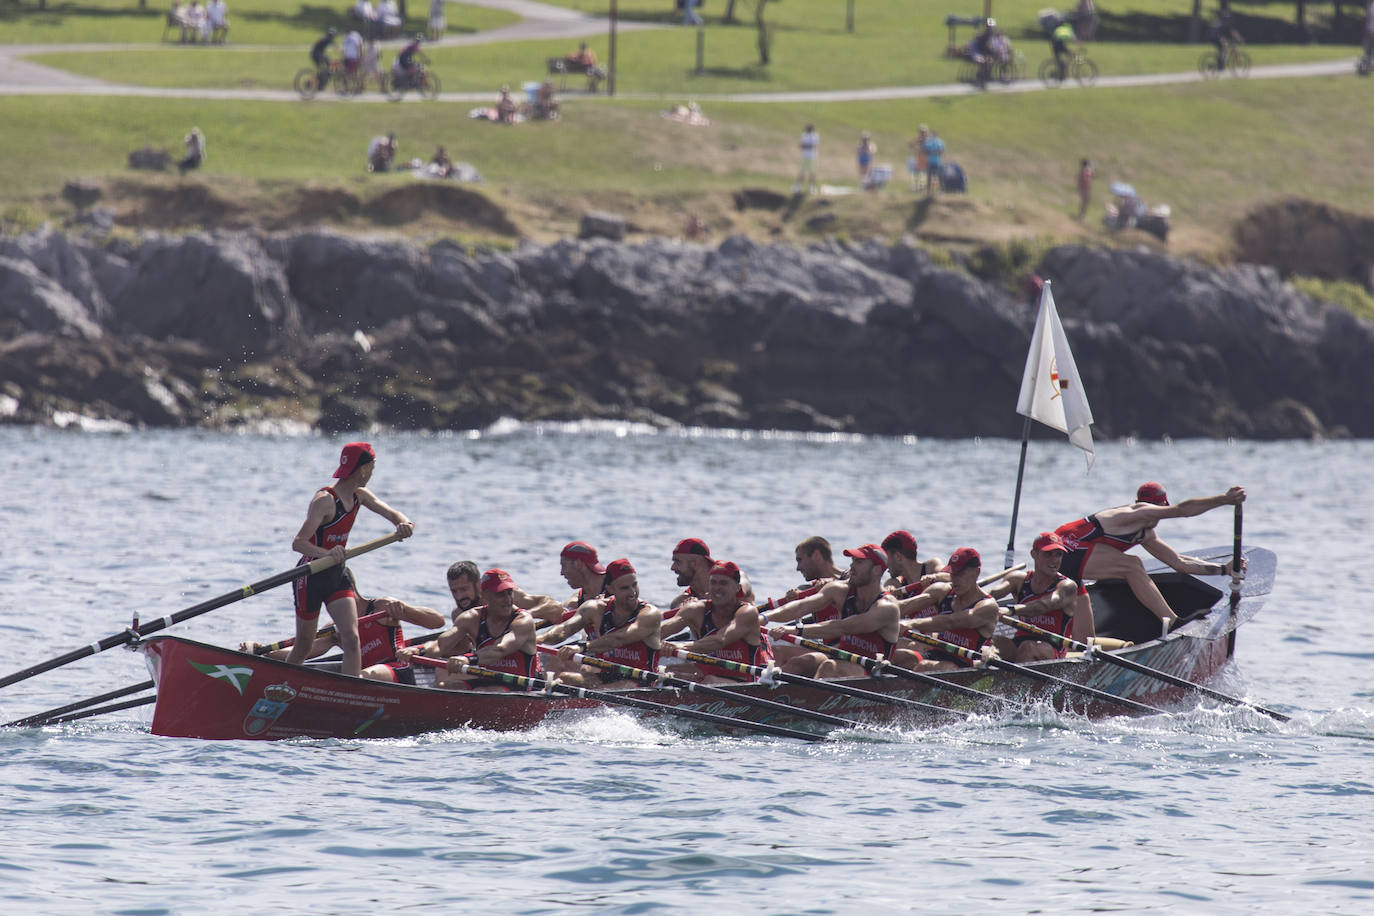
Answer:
[1, 426, 1371, 915]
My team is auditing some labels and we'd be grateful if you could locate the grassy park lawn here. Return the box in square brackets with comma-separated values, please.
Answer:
[0, 0, 520, 44]
[2, 74, 1371, 254]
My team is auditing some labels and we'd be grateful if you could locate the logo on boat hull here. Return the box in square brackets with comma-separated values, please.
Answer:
[189, 660, 255, 695]
[243, 682, 298, 736]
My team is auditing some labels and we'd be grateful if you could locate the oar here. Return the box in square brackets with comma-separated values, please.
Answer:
[899, 627, 1167, 716]
[409, 655, 825, 742]
[250, 608, 389, 655]
[41, 694, 157, 726]
[535, 645, 866, 730]
[998, 613, 1290, 722]
[1230, 503, 1244, 609]
[769, 632, 1015, 710]
[657, 642, 966, 718]
[0, 531, 405, 691]
[3, 679, 156, 728]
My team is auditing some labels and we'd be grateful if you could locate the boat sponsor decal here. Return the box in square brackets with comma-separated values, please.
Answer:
[188, 660, 255, 695]
[243, 682, 298, 736]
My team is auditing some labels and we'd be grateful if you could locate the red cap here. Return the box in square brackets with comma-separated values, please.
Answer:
[709, 560, 741, 582]
[843, 544, 889, 571]
[479, 568, 516, 593]
[881, 530, 918, 556]
[1137, 482, 1169, 506]
[943, 547, 981, 576]
[672, 537, 712, 559]
[604, 558, 636, 582]
[1031, 531, 1069, 554]
[332, 441, 375, 479]
[560, 541, 606, 575]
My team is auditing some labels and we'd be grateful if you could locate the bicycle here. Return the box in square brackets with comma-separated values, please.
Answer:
[1038, 49, 1098, 88]
[1198, 45, 1250, 79]
[293, 61, 360, 100]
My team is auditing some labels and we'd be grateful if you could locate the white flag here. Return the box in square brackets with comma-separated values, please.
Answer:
[1016, 280, 1095, 469]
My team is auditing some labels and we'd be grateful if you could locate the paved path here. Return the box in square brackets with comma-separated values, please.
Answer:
[0, 0, 1360, 102]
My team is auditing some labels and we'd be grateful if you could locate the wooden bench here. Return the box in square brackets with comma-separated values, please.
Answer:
[546, 56, 603, 92]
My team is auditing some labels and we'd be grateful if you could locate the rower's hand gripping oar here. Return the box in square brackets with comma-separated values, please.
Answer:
[535, 645, 864, 730]
[0, 530, 406, 691]
[758, 564, 1025, 613]
[899, 626, 1167, 716]
[408, 655, 825, 742]
[657, 641, 965, 717]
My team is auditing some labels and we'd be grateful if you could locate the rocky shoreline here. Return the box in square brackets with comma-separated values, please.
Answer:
[2, 224, 1371, 439]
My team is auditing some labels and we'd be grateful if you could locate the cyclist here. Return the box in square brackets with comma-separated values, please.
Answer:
[1051, 18, 1076, 81]
[310, 27, 339, 88]
[341, 28, 363, 77]
[968, 18, 998, 84]
[392, 33, 424, 88]
[1207, 10, 1242, 72]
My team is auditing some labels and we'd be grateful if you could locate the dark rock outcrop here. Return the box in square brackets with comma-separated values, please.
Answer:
[2, 227, 1371, 439]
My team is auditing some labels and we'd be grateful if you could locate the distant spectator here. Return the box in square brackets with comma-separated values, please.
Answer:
[207, 0, 229, 43]
[908, 124, 930, 190]
[181, 0, 202, 42]
[1073, 0, 1097, 41]
[922, 129, 945, 196]
[342, 29, 363, 74]
[1207, 9, 1242, 71]
[1051, 19, 1075, 81]
[352, 0, 379, 38]
[1364, 0, 1374, 61]
[368, 132, 397, 172]
[496, 84, 519, 123]
[1077, 158, 1095, 220]
[310, 27, 338, 88]
[164, 2, 182, 42]
[856, 131, 876, 184]
[684, 212, 709, 241]
[683, 0, 703, 26]
[392, 34, 423, 84]
[566, 41, 606, 92]
[428, 0, 446, 40]
[534, 79, 559, 119]
[363, 39, 382, 85]
[794, 123, 819, 194]
[196, 0, 213, 42]
[1021, 272, 1044, 307]
[378, 0, 402, 37]
[178, 127, 205, 174]
[430, 145, 453, 177]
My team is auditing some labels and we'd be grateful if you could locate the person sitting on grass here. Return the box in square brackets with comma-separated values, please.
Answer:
[534, 79, 559, 119]
[367, 132, 397, 173]
[430, 145, 453, 178]
[178, 127, 205, 175]
[496, 85, 519, 124]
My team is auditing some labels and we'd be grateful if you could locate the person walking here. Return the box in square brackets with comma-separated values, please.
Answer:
[1077, 158, 1095, 220]
[922, 129, 945, 196]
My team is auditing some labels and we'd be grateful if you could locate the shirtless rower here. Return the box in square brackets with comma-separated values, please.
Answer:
[990, 531, 1092, 663]
[880, 530, 944, 591]
[1054, 482, 1246, 631]
[767, 544, 900, 678]
[242, 591, 443, 683]
[287, 441, 414, 678]
[402, 568, 541, 691]
[898, 547, 999, 671]
[669, 537, 713, 609]
[662, 560, 773, 683]
[537, 558, 662, 687]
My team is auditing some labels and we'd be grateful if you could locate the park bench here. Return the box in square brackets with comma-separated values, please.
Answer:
[943, 14, 984, 57]
[546, 57, 603, 92]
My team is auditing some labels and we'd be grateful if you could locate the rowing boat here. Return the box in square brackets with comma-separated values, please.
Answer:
[138, 546, 1276, 740]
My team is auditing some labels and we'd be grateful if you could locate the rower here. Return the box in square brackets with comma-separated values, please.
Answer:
[669, 537, 713, 609]
[241, 591, 443, 683]
[559, 540, 609, 611]
[989, 531, 1092, 663]
[427, 568, 542, 691]
[446, 560, 482, 621]
[766, 544, 900, 678]
[899, 547, 999, 671]
[537, 558, 662, 687]
[880, 529, 945, 591]
[286, 441, 414, 678]
[662, 560, 773, 684]
[765, 535, 848, 664]
[1053, 482, 1246, 631]
[793, 535, 845, 585]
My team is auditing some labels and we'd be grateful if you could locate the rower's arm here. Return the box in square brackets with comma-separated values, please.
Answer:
[1012, 578, 1078, 616]
[473, 615, 536, 666]
[691, 605, 761, 652]
[798, 597, 898, 641]
[764, 581, 844, 624]
[291, 491, 337, 558]
[659, 603, 699, 639]
[908, 597, 999, 634]
[372, 597, 445, 630]
[515, 588, 562, 623]
[355, 486, 415, 536]
[1159, 486, 1245, 520]
[537, 604, 594, 646]
[986, 573, 1025, 602]
[1141, 535, 1230, 576]
[586, 605, 662, 653]
[895, 582, 951, 618]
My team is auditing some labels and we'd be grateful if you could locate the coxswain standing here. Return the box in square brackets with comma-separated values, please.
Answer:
[989, 532, 1092, 663]
[767, 544, 900, 678]
[287, 442, 414, 678]
[897, 547, 999, 671]
[669, 537, 714, 609]
[1053, 482, 1246, 632]
[538, 558, 662, 687]
[663, 561, 773, 683]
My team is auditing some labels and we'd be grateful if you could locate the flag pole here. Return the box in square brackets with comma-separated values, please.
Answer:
[1005, 416, 1032, 570]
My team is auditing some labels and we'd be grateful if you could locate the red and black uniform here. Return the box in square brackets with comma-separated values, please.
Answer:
[1055, 514, 1150, 582]
[589, 599, 659, 684]
[293, 486, 359, 620]
[356, 599, 415, 685]
[923, 593, 990, 667]
[462, 606, 541, 690]
[694, 600, 773, 682]
[1009, 574, 1084, 658]
[832, 585, 896, 660]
